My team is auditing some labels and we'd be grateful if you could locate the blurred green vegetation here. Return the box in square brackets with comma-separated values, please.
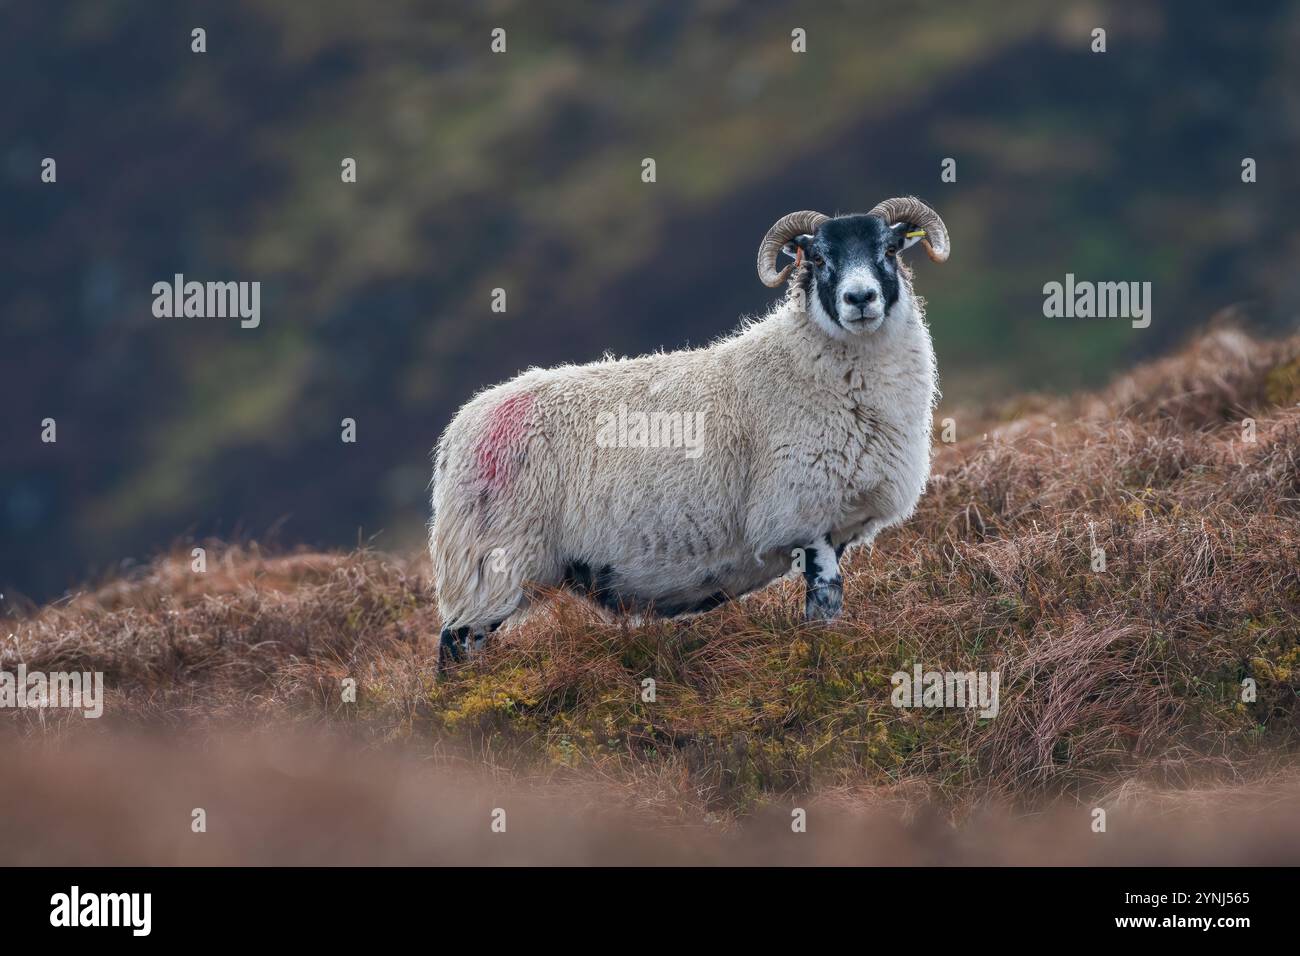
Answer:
[2, 0, 1298, 599]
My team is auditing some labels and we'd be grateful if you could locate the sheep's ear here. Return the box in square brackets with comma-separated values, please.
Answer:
[889, 221, 926, 252]
[781, 234, 814, 259]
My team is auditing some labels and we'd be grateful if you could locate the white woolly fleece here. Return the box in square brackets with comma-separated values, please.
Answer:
[429, 283, 938, 631]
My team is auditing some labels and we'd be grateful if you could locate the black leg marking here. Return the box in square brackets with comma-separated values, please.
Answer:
[470, 621, 504, 655]
[562, 559, 626, 613]
[803, 536, 843, 622]
[438, 625, 470, 673]
[441, 620, 509, 671]
[561, 559, 595, 592]
[591, 564, 623, 612]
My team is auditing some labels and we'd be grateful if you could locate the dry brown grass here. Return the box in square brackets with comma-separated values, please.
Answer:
[4, 325, 1300, 861]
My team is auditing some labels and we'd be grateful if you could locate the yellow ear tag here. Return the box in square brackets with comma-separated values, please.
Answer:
[904, 230, 926, 238]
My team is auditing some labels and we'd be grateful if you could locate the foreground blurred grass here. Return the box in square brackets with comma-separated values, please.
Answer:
[7, 325, 1299, 825]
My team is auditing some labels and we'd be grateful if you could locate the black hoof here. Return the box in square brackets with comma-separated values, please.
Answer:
[803, 580, 844, 622]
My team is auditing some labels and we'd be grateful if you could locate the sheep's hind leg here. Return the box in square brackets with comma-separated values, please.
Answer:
[438, 621, 506, 674]
[802, 535, 843, 622]
[438, 626, 469, 673]
[467, 619, 504, 655]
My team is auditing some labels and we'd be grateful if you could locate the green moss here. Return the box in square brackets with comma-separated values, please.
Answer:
[441, 669, 540, 734]
[1264, 357, 1300, 406]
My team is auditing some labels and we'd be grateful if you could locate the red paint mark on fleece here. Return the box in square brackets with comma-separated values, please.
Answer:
[475, 392, 536, 494]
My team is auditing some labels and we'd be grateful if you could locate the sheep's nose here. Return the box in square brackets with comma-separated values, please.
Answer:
[842, 288, 878, 306]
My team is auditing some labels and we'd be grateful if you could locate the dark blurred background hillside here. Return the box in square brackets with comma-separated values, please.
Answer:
[3, 0, 1299, 601]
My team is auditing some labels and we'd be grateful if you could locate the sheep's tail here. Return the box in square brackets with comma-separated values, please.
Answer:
[429, 489, 517, 630]
[429, 390, 557, 631]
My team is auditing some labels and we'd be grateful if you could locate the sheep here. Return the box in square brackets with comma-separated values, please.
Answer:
[429, 197, 950, 668]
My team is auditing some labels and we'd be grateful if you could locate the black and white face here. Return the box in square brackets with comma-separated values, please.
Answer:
[783, 214, 925, 338]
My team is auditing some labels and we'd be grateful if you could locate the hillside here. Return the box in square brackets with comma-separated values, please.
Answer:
[6, 0, 1300, 602]
[4, 325, 1299, 865]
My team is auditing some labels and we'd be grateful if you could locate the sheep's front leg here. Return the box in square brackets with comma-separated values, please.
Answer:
[802, 535, 843, 621]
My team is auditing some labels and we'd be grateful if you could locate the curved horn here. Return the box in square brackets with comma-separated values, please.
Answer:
[868, 196, 950, 263]
[756, 210, 829, 287]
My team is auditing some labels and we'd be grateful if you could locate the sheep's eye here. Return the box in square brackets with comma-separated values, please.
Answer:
[811, 254, 825, 267]
[885, 247, 897, 258]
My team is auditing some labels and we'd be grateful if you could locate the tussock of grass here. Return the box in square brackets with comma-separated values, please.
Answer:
[5, 327, 1299, 823]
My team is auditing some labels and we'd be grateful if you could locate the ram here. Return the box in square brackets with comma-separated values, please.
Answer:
[430, 197, 949, 668]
